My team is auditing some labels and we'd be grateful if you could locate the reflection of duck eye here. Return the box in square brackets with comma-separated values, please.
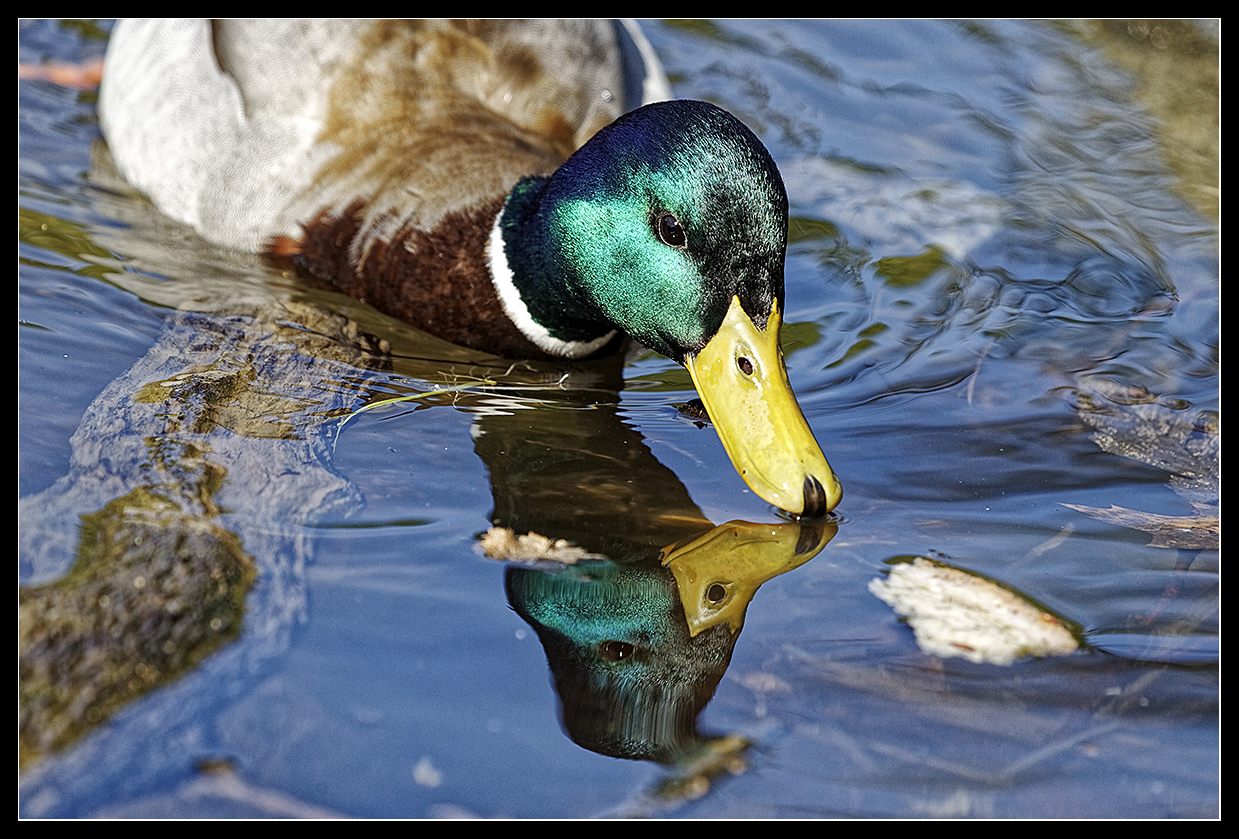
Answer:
[653, 210, 688, 249]
[706, 583, 728, 604]
[599, 640, 636, 661]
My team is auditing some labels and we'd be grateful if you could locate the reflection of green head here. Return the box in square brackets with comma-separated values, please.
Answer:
[505, 559, 736, 763]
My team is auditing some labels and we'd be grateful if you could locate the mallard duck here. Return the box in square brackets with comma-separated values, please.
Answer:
[98, 19, 841, 516]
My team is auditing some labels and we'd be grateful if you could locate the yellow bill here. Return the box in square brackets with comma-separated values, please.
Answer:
[685, 296, 841, 517]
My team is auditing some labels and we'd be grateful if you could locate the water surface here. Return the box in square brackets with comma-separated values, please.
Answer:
[19, 19, 1217, 818]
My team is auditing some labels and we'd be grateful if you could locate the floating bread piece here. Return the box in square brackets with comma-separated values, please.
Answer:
[869, 557, 1079, 665]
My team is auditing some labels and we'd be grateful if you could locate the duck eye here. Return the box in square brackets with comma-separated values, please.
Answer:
[653, 211, 688, 249]
[599, 640, 636, 662]
[737, 356, 754, 375]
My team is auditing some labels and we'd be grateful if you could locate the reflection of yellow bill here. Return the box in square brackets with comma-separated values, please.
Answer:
[662, 518, 837, 636]
[686, 296, 841, 516]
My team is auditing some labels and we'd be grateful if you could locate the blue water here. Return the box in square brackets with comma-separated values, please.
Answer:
[20, 19, 1217, 818]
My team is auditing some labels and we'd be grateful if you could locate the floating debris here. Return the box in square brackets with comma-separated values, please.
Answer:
[1072, 379, 1219, 506]
[1066, 379, 1219, 550]
[869, 557, 1080, 665]
[478, 527, 605, 565]
[652, 735, 749, 803]
[1061, 502, 1218, 550]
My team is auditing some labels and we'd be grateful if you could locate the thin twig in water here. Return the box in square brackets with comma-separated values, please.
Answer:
[965, 336, 997, 406]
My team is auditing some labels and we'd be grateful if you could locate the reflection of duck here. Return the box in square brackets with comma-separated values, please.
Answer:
[98, 19, 840, 516]
[503, 518, 835, 763]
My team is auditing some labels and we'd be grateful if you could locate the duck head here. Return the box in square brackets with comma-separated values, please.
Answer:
[494, 100, 840, 516]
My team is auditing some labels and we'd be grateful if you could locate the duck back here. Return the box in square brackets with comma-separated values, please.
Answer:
[99, 19, 668, 258]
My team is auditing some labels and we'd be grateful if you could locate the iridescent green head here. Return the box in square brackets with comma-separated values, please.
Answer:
[545, 99, 786, 361]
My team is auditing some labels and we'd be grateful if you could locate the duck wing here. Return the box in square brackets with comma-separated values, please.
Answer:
[99, 19, 669, 255]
